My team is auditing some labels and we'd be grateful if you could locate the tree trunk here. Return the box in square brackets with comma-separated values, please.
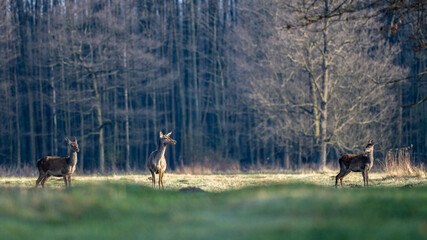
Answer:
[27, 81, 36, 166]
[298, 138, 302, 169]
[51, 66, 58, 155]
[319, 0, 330, 170]
[78, 81, 85, 172]
[190, 0, 200, 140]
[92, 74, 105, 174]
[124, 42, 130, 171]
[39, 65, 46, 155]
[284, 141, 290, 170]
[14, 70, 21, 167]
[173, 0, 186, 167]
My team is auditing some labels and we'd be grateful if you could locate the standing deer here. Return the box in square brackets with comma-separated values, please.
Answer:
[147, 131, 176, 189]
[335, 140, 375, 188]
[35, 137, 79, 188]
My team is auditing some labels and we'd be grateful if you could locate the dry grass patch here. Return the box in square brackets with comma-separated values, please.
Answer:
[384, 146, 425, 178]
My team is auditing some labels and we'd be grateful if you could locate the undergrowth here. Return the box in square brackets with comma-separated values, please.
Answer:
[383, 146, 425, 178]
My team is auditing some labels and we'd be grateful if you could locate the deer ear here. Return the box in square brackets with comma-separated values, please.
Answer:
[166, 132, 172, 137]
[74, 137, 77, 143]
[65, 137, 71, 143]
[159, 131, 164, 137]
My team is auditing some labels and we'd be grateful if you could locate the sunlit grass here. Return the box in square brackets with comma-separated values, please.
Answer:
[0, 172, 426, 239]
[2, 171, 425, 191]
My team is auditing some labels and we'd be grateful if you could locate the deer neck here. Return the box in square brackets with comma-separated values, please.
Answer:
[367, 151, 374, 169]
[69, 150, 78, 167]
[157, 143, 167, 158]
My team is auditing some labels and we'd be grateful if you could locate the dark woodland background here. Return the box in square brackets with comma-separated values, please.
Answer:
[0, 0, 425, 173]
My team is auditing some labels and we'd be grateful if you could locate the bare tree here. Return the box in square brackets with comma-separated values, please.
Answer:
[0, 1, 19, 166]
[231, 0, 407, 169]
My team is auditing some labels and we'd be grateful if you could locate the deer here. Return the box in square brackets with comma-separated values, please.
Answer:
[335, 140, 375, 188]
[35, 137, 79, 188]
[147, 131, 176, 189]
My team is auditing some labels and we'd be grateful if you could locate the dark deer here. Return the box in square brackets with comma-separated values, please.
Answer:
[35, 137, 79, 188]
[147, 131, 176, 189]
[335, 140, 375, 188]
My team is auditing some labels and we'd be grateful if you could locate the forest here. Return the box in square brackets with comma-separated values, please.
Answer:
[0, 0, 425, 173]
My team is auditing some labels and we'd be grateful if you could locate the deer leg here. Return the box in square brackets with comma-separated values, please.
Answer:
[41, 174, 51, 188]
[335, 170, 347, 188]
[158, 171, 162, 189]
[40, 175, 47, 187]
[362, 170, 369, 187]
[366, 171, 369, 187]
[35, 173, 45, 188]
[67, 175, 72, 188]
[160, 171, 164, 190]
[63, 176, 68, 188]
[339, 170, 351, 188]
[150, 169, 155, 188]
[162, 172, 165, 190]
[335, 171, 343, 188]
[362, 170, 368, 187]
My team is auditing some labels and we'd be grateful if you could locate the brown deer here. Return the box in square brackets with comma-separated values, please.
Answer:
[335, 140, 375, 188]
[147, 131, 176, 189]
[35, 137, 79, 188]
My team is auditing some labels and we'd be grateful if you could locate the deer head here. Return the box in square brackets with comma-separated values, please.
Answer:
[65, 137, 79, 152]
[364, 139, 374, 154]
[159, 131, 177, 146]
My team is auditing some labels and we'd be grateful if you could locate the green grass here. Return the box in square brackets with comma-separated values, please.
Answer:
[0, 173, 426, 240]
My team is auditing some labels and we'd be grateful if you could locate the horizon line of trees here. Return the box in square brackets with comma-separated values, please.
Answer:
[0, 0, 425, 173]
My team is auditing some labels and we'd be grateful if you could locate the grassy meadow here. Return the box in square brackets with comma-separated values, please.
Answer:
[0, 171, 426, 240]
